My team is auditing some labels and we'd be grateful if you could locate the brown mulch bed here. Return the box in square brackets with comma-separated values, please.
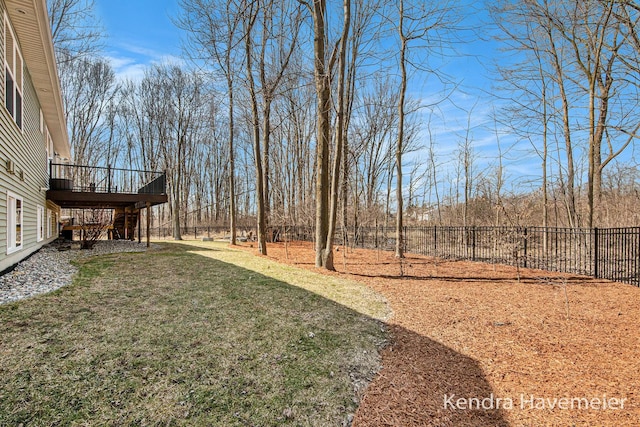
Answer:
[237, 241, 640, 426]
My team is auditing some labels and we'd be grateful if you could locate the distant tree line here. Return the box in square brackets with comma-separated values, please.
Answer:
[48, 0, 640, 270]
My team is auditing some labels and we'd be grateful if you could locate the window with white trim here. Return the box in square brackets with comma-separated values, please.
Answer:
[47, 208, 52, 238]
[45, 127, 53, 163]
[4, 12, 23, 129]
[37, 205, 44, 242]
[7, 191, 23, 253]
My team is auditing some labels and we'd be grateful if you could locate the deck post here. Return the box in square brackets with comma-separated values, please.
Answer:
[107, 164, 111, 193]
[124, 209, 129, 240]
[138, 209, 141, 243]
[146, 202, 151, 248]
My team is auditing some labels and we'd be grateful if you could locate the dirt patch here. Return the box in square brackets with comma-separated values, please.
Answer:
[237, 241, 640, 426]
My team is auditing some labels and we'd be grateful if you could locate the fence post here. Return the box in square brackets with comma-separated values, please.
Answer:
[637, 228, 640, 287]
[403, 226, 408, 253]
[523, 227, 528, 268]
[472, 226, 476, 261]
[433, 226, 437, 256]
[593, 227, 599, 279]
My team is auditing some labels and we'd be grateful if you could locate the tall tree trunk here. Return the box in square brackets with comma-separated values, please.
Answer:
[244, 8, 267, 254]
[312, 0, 331, 267]
[172, 175, 182, 240]
[228, 78, 237, 245]
[587, 87, 596, 228]
[547, 28, 578, 227]
[395, 0, 407, 259]
[262, 98, 272, 238]
[540, 66, 549, 251]
[322, 0, 350, 270]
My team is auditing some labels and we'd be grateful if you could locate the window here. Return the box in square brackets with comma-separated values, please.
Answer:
[37, 205, 44, 242]
[45, 127, 53, 163]
[7, 191, 23, 253]
[4, 13, 23, 129]
[47, 208, 52, 238]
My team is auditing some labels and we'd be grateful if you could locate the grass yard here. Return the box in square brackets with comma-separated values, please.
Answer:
[0, 241, 389, 426]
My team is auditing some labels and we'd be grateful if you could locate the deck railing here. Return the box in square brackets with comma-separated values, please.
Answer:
[49, 163, 166, 195]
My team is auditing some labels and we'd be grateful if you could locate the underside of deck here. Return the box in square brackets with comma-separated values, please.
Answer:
[46, 190, 168, 210]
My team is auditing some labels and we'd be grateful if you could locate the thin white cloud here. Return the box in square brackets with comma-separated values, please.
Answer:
[115, 63, 147, 82]
[115, 42, 162, 58]
[104, 55, 136, 70]
[104, 54, 146, 82]
[104, 47, 186, 82]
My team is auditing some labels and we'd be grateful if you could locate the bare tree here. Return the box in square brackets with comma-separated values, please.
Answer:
[297, 0, 334, 267]
[351, 80, 396, 214]
[456, 111, 475, 228]
[47, 0, 103, 63]
[139, 64, 205, 240]
[390, 0, 459, 257]
[558, 1, 627, 227]
[177, 0, 246, 244]
[492, 0, 640, 227]
[79, 209, 111, 249]
[339, 0, 385, 249]
[256, 0, 302, 243]
[241, 2, 269, 253]
[322, 0, 350, 270]
[271, 62, 316, 227]
[60, 56, 119, 166]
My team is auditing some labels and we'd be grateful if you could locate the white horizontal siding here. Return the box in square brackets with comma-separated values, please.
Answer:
[0, 0, 60, 272]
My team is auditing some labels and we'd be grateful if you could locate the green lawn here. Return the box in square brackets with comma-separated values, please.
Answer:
[0, 241, 389, 426]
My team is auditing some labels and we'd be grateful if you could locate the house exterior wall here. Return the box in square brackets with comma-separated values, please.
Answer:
[0, 0, 61, 272]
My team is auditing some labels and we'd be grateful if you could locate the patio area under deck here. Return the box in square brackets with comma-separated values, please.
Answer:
[46, 163, 168, 244]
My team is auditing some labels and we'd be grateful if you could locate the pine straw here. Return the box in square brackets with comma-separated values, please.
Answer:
[238, 240, 640, 426]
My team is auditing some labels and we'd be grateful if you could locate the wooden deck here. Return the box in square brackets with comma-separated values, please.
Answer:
[47, 166, 167, 246]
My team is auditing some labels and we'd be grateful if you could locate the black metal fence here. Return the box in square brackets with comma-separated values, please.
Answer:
[343, 226, 639, 286]
[285, 225, 640, 286]
[143, 224, 640, 286]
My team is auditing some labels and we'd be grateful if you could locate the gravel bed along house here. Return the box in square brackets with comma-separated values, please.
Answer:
[0, 241, 154, 305]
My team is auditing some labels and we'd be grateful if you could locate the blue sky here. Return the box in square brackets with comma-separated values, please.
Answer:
[92, 0, 544, 199]
[95, 0, 184, 81]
